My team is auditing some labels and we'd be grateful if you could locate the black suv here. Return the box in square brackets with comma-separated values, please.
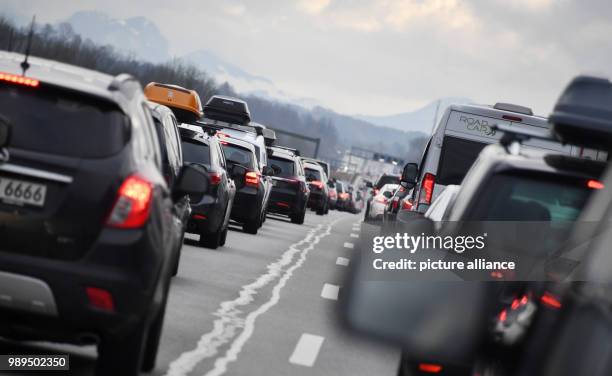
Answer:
[0, 53, 207, 375]
[303, 160, 329, 215]
[179, 125, 236, 249]
[221, 137, 272, 234]
[267, 146, 309, 224]
[148, 102, 191, 275]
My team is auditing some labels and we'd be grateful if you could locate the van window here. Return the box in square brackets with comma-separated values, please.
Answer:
[437, 136, 487, 185]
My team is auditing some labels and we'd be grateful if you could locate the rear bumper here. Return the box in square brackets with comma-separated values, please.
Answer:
[0, 225, 167, 342]
[268, 187, 306, 215]
[187, 197, 225, 234]
[308, 191, 326, 209]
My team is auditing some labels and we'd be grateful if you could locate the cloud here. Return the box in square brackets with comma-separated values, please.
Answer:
[223, 3, 246, 16]
[383, 0, 477, 31]
[297, 0, 331, 14]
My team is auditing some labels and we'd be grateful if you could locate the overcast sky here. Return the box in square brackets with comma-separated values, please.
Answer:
[4, 0, 612, 116]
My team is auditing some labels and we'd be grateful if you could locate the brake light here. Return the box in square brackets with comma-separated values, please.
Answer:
[339, 192, 349, 200]
[499, 309, 508, 322]
[401, 199, 413, 211]
[246, 171, 260, 188]
[520, 295, 529, 305]
[311, 180, 324, 189]
[419, 173, 435, 205]
[86, 287, 115, 312]
[502, 115, 523, 122]
[0, 72, 40, 87]
[541, 291, 562, 309]
[209, 172, 222, 185]
[418, 363, 442, 373]
[107, 175, 153, 228]
[392, 197, 399, 210]
[587, 179, 604, 189]
[511, 298, 520, 310]
[192, 214, 207, 220]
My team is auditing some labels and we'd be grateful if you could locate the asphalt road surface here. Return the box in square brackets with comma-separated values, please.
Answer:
[0, 210, 399, 376]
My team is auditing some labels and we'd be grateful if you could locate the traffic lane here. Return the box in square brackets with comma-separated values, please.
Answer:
[218, 212, 400, 376]
[0, 210, 327, 376]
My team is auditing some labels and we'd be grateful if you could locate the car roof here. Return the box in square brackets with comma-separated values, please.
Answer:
[147, 101, 175, 120]
[178, 124, 209, 144]
[303, 162, 323, 171]
[268, 147, 298, 160]
[0, 51, 136, 111]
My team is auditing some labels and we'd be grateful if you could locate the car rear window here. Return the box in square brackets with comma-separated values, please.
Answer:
[375, 175, 400, 189]
[221, 143, 255, 169]
[0, 85, 127, 158]
[305, 166, 322, 181]
[437, 136, 488, 185]
[270, 156, 295, 178]
[468, 172, 594, 222]
[181, 140, 211, 165]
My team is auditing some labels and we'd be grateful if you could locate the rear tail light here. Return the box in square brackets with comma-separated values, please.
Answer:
[209, 172, 222, 185]
[245, 171, 260, 188]
[106, 175, 153, 228]
[498, 309, 508, 323]
[86, 287, 115, 312]
[310, 180, 324, 189]
[401, 199, 413, 211]
[418, 173, 435, 206]
[0, 72, 40, 87]
[418, 363, 442, 373]
[392, 197, 399, 210]
[541, 291, 562, 309]
[339, 192, 349, 200]
[587, 179, 604, 189]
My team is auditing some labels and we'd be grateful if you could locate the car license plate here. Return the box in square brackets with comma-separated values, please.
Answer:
[0, 177, 47, 207]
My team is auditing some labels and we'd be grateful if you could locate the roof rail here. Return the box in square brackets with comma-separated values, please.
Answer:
[195, 120, 223, 136]
[108, 73, 138, 91]
[273, 145, 300, 157]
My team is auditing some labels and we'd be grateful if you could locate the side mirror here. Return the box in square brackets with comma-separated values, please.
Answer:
[174, 164, 209, 198]
[0, 116, 11, 147]
[262, 166, 275, 176]
[382, 191, 393, 199]
[401, 163, 418, 187]
[327, 181, 335, 188]
[231, 164, 248, 189]
[365, 181, 373, 188]
[344, 217, 493, 365]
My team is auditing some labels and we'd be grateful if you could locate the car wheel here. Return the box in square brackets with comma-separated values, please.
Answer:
[171, 235, 183, 277]
[316, 205, 325, 215]
[219, 227, 228, 246]
[199, 228, 222, 249]
[243, 218, 259, 234]
[96, 318, 148, 375]
[291, 208, 306, 224]
[141, 271, 171, 372]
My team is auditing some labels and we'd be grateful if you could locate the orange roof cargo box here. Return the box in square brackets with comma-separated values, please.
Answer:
[144, 82, 202, 123]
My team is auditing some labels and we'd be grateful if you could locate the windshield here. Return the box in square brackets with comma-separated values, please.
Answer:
[437, 136, 488, 185]
[221, 143, 256, 169]
[270, 156, 295, 178]
[0, 85, 127, 158]
[181, 140, 211, 165]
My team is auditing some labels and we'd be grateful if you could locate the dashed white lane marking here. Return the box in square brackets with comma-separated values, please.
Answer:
[350, 233, 359, 238]
[320, 283, 340, 300]
[343, 242, 354, 249]
[352, 226, 360, 231]
[165, 218, 341, 376]
[336, 257, 350, 266]
[289, 333, 325, 367]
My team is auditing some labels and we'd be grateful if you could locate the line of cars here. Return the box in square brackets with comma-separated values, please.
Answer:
[0, 52, 341, 375]
[348, 76, 612, 375]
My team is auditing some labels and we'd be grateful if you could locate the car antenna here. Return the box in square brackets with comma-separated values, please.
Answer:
[20, 15, 36, 76]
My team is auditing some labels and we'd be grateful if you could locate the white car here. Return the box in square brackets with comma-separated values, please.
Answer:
[368, 184, 398, 220]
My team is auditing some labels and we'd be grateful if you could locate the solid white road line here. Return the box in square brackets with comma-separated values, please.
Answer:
[320, 283, 340, 300]
[165, 218, 340, 376]
[343, 242, 354, 249]
[336, 257, 350, 266]
[289, 333, 325, 367]
[350, 233, 359, 238]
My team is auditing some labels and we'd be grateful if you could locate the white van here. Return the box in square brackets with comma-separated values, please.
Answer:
[411, 102, 607, 213]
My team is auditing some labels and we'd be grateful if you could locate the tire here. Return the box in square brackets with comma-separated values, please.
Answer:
[219, 226, 228, 246]
[291, 208, 306, 224]
[96, 318, 148, 375]
[140, 271, 172, 372]
[316, 205, 325, 215]
[199, 228, 222, 249]
[243, 218, 259, 234]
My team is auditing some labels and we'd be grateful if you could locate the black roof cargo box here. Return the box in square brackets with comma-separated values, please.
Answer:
[550, 75, 612, 150]
[203, 95, 251, 126]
